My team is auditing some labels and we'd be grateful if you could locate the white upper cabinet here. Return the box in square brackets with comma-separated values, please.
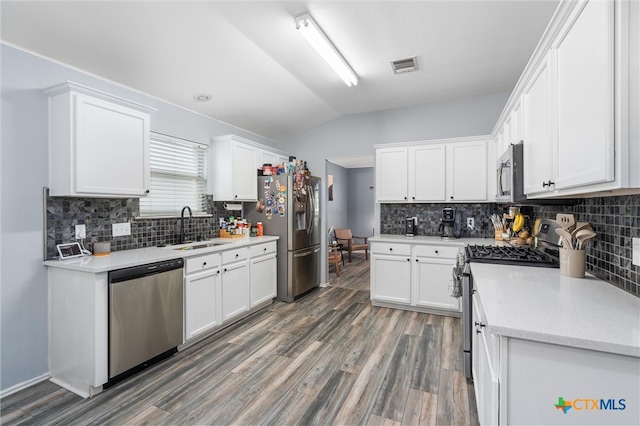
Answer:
[44, 82, 154, 198]
[553, 0, 614, 190]
[409, 145, 446, 201]
[448, 140, 488, 202]
[376, 147, 409, 202]
[497, 0, 636, 198]
[523, 53, 555, 196]
[376, 137, 490, 203]
[208, 135, 258, 201]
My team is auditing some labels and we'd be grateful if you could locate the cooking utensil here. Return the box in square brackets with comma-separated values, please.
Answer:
[556, 213, 576, 232]
[571, 222, 589, 237]
[575, 228, 596, 250]
[555, 228, 574, 249]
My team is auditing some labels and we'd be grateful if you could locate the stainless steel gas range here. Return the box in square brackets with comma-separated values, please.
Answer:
[459, 220, 561, 380]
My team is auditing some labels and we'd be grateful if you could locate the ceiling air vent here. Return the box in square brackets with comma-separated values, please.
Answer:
[391, 56, 418, 74]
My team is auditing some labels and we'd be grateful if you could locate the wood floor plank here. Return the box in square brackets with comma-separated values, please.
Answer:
[289, 370, 356, 425]
[419, 391, 439, 426]
[440, 316, 463, 371]
[123, 405, 171, 425]
[410, 324, 443, 393]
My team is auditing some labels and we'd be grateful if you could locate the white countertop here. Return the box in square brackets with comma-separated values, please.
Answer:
[369, 234, 494, 247]
[44, 236, 279, 273]
[471, 262, 640, 357]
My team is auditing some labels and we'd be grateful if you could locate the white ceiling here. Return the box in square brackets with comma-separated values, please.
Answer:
[1, 1, 559, 141]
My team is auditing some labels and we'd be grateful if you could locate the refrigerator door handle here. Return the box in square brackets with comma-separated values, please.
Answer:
[293, 246, 321, 258]
[306, 184, 314, 235]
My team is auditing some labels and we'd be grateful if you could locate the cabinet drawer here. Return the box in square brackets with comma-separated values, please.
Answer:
[414, 245, 459, 259]
[371, 242, 411, 256]
[185, 253, 220, 274]
[249, 242, 277, 258]
[222, 247, 249, 264]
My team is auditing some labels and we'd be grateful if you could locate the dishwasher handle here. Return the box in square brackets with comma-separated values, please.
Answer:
[109, 258, 184, 283]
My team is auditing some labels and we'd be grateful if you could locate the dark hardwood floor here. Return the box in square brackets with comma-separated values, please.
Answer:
[1, 253, 478, 425]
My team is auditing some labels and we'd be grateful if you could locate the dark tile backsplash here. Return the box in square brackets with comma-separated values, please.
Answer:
[381, 203, 501, 239]
[380, 195, 640, 298]
[45, 190, 229, 260]
[530, 194, 639, 297]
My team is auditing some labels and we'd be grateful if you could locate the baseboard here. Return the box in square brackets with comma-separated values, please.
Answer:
[0, 373, 50, 399]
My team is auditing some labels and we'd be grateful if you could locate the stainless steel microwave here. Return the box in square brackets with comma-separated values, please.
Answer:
[496, 142, 527, 203]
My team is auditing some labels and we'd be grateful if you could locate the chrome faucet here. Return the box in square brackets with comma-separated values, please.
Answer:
[180, 206, 193, 243]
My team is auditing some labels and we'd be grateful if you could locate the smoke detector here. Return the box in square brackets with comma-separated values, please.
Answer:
[390, 56, 418, 74]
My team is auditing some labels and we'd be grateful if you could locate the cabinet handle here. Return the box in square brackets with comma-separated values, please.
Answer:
[264, 247, 267, 252]
[407, 258, 410, 262]
[542, 180, 555, 188]
[203, 262, 207, 266]
[450, 196, 454, 200]
[145, 189, 150, 194]
[415, 259, 418, 262]
[404, 196, 407, 200]
[412, 196, 415, 200]
[475, 321, 485, 328]
[224, 268, 227, 273]
[234, 195, 238, 199]
[389, 248, 393, 251]
[435, 250, 439, 254]
[235, 253, 239, 258]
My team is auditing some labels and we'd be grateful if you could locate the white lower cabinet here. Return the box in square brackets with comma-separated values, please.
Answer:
[249, 242, 277, 307]
[184, 254, 221, 341]
[370, 241, 460, 315]
[220, 247, 250, 322]
[472, 293, 499, 426]
[472, 289, 640, 425]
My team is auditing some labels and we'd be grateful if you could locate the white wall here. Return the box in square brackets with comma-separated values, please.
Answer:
[0, 44, 277, 394]
[326, 161, 349, 234]
[347, 167, 375, 238]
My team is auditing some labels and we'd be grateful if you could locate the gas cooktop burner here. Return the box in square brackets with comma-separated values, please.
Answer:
[465, 244, 558, 268]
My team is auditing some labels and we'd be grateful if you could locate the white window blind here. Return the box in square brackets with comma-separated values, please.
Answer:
[140, 133, 208, 217]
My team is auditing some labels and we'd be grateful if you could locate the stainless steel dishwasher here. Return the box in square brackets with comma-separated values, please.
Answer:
[106, 258, 184, 387]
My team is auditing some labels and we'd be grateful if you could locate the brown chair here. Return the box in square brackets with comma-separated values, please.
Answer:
[334, 228, 369, 262]
[328, 244, 343, 276]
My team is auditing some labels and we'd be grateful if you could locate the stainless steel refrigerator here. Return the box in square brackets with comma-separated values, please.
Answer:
[246, 173, 321, 302]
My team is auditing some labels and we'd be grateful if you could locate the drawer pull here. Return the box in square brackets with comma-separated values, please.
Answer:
[235, 253, 239, 258]
[406, 258, 410, 262]
[435, 250, 439, 254]
[202, 262, 207, 266]
[389, 248, 393, 251]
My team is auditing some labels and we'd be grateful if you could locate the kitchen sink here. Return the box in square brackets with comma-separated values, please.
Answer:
[162, 241, 228, 251]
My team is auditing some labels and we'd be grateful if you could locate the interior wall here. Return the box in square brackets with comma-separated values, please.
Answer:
[347, 168, 375, 238]
[0, 44, 276, 394]
[326, 161, 348, 236]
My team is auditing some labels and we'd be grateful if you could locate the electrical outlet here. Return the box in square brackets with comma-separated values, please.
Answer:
[467, 218, 474, 229]
[112, 222, 131, 237]
[633, 237, 640, 266]
[75, 224, 86, 239]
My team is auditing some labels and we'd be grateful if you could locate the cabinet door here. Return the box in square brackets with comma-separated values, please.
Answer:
[232, 143, 258, 201]
[277, 155, 290, 167]
[376, 147, 408, 202]
[249, 254, 277, 307]
[448, 141, 487, 201]
[75, 94, 150, 196]
[472, 295, 499, 426]
[414, 257, 460, 312]
[511, 100, 523, 145]
[258, 150, 278, 169]
[523, 53, 555, 195]
[185, 268, 221, 340]
[409, 145, 446, 201]
[221, 261, 250, 322]
[370, 254, 411, 303]
[554, 0, 614, 189]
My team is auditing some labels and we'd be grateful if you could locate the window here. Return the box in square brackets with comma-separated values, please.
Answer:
[139, 133, 208, 217]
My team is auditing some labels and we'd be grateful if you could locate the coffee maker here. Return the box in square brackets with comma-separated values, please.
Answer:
[405, 217, 417, 237]
[440, 208, 456, 240]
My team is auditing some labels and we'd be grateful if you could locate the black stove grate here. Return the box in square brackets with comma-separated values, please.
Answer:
[465, 244, 559, 268]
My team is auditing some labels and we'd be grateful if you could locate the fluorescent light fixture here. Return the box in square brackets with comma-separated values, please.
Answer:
[295, 12, 358, 87]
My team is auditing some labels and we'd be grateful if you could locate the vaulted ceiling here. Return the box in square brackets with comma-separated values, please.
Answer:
[1, 1, 559, 141]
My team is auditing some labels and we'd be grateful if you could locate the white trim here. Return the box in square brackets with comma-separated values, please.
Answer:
[373, 134, 491, 150]
[0, 373, 50, 399]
